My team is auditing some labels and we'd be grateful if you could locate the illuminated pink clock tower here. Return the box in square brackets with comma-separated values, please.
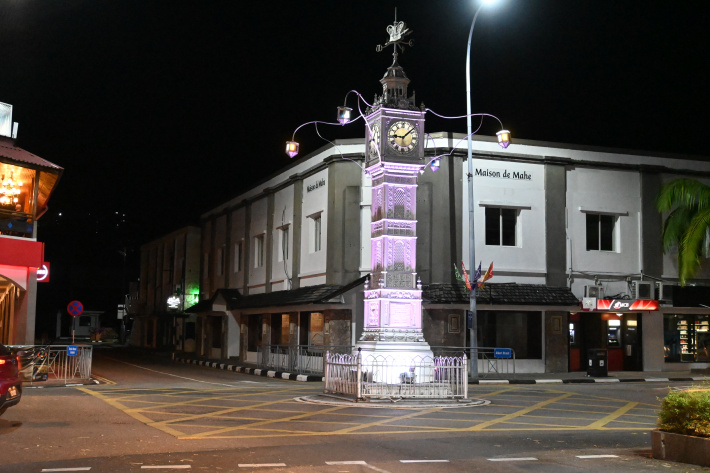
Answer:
[357, 19, 434, 369]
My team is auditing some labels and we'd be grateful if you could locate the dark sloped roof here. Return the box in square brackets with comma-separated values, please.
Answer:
[424, 282, 580, 306]
[186, 276, 369, 313]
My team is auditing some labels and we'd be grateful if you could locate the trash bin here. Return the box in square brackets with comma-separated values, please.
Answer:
[587, 349, 608, 377]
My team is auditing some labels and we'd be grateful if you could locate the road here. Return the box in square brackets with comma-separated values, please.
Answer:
[0, 347, 704, 472]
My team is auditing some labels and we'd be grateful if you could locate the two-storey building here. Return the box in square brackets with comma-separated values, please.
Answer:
[158, 48, 710, 374]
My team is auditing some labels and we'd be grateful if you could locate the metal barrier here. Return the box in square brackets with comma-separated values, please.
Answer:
[431, 346, 516, 379]
[257, 344, 514, 381]
[9, 345, 93, 385]
[324, 349, 468, 400]
[258, 345, 352, 374]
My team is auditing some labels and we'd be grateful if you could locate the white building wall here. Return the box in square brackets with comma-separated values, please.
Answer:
[248, 198, 268, 294]
[271, 185, 295, 291]
[567, 168, 641, 297]
[229, 207, 246, 290]
[299, 169, 328, 287]
[461, 159, 547, 284]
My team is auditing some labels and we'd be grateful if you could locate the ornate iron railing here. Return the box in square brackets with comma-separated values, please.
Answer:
[324, 348, 469, 400]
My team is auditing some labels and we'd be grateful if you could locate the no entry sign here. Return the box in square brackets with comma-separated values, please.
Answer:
[67, 300, 83, 317]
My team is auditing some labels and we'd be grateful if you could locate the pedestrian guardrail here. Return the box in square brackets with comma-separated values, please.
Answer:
[257, 344, 352, 374]
[9, 345, 93, 385]
[256, 344, 514, 380]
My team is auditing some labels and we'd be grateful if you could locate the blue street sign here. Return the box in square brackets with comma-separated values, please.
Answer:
[67, 345, 78, 357]
[467, 311, 473, 329]
[494, 348, 512, 359]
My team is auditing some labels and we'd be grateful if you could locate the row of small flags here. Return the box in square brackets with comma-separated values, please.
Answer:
[454, 261, 493, 291]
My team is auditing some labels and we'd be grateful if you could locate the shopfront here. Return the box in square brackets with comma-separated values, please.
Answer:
[571, 298, 659, 372]
[663, 313, 710, 363]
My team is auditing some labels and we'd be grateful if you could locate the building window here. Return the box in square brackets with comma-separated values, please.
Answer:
[485, 207, 517, 246]
[586, 213, 617, 251]
[278, 226, 290, 262]
[233, 241, 242, 273]
[216, 247, 224, 276]
[308, 213, 323, 253]
[254, 234, 265, 268]
[299, 312, 324, 346]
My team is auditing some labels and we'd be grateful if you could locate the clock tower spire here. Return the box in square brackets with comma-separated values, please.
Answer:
[358, 15, 434, 382]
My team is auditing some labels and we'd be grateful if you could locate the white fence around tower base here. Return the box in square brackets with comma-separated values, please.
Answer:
[324, 349, 468, 400]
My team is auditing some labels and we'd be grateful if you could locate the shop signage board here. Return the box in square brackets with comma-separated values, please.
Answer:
[582, 299, 659, 312]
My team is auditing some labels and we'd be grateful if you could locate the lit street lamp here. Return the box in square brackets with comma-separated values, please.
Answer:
[467, 0, 508, 380]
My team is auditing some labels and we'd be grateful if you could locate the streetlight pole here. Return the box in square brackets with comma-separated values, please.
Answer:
[466, 0, 494, 380]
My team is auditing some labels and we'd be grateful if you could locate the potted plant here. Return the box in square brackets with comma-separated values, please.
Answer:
[652, 384, 710, 467]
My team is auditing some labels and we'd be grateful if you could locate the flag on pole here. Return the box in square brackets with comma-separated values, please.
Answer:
[454, 263, 464, 282]
[478, 262, 494, 289]
[473, 262, 482, 283]
[461, 261, 472, 292]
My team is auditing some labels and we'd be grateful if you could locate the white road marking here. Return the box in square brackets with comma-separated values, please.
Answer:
[41, 469, 91, 472]
[326, 462, 368, 465]
[140, 466, 191, 469]
[400, 459, 450, 463]
[326, 461, 391, 472]
[238, 464, 287, 468]
[576, 455, 619, 459]
[488, 457, 538, 462]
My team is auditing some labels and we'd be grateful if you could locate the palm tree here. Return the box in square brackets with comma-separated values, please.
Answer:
[656, 178, 710, 286]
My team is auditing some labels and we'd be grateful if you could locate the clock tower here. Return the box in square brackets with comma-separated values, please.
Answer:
[359, 17, 433, 378]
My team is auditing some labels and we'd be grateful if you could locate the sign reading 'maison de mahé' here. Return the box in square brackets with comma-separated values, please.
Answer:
[306, 178, 326, 192]
[475, 168, 532, 180]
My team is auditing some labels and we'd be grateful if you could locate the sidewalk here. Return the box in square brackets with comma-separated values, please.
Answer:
[172, 353, 710, 385]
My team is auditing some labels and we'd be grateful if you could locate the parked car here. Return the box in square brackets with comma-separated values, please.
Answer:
[0, 343, 22, 416]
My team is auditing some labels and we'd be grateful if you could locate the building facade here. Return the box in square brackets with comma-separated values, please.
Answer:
[149, 42, 710, 373]
[132, 226, 201, 350]
[184, 125, 710, 373]
[0, 102, 62, 345]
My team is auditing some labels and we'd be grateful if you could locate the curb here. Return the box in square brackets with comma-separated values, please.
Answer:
[174, 356, 709, 385]
[471, 376, 710, 385]
[173, 356, 324, 382]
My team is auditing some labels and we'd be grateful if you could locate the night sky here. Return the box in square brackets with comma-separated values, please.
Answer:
[1, 1, 708, 330]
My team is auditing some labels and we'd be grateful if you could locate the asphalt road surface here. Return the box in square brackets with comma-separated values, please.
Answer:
[0, 346, 706, 473]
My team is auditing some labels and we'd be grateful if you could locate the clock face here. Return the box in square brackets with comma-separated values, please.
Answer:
[369, 123, 380, 155]
[387, 120, 419, 154]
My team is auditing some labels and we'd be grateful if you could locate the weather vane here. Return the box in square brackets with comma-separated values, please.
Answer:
[376, 9, 414, 56]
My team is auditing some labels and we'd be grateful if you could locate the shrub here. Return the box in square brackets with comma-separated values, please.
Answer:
[658, 386, 710, 438]
[102, 327, 119, 340]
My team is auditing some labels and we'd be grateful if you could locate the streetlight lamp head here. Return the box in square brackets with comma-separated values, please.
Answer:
[496, 129, 511, 149]
[481, 0, 499, 5]
[285, 141, 300, 158]
[337, 106, 352, 125]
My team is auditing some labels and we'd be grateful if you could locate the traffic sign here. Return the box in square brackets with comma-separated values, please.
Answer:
[67, 300, 83, 317]
[494, 348, 512, 359]
[67, 345, 78, 356]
